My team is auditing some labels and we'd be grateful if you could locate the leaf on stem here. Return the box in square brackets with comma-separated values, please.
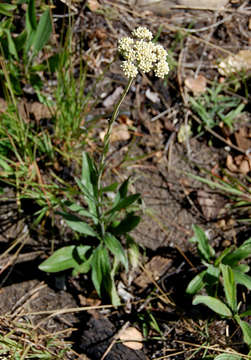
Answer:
[39, 245, 90, 272]
[59, 211, 98, 237]
[104, 233, 128, 271]
[191, 225, 214, 262]
[220, 264, 237, 313]
[193, 295, 232, 317]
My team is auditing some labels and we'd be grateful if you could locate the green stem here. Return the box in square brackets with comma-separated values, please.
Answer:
[97, 77, 133, 236]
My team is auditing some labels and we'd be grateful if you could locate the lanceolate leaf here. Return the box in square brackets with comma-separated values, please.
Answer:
[236, 318, 251, 346]
[186, 270, 207, 295]
[81, 152, 98, 218]
[193, 295, 232, 317]
[214, 354, 241, 360]
[39, 245, 80, 272]
[233, 270, 251, 290]
[222, 238, 251, 266]
[107, 194, 140, 215]
[27, 0, 37, 31]
[0, 4, 17, 16]
[60, 212, 98, 237]
[91, 246, 103, 296]
[113, 178, 130, 207]
[104, 233, 128, 271]
[192, 225, 213, 262]
[111, 213, 140, 235]
[32, 9, 52, 54]
[220, 264, 237, 313]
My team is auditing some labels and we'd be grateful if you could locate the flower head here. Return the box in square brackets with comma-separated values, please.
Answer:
[132, 26, 153, 40]
[118, 27, 169, 79]
[121, 61, 138, 78]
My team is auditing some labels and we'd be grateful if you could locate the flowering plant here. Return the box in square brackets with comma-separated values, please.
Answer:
[39, 27, 169, 305]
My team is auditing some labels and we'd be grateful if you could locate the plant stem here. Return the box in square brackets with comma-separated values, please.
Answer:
[97, 77, 133, 236]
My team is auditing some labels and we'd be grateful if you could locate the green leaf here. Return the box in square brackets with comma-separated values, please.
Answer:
[186, 270, 207, 294]
[60, 212, 98, 237]
[215, 246, 233, 266]
[192, 225, 213, 262]
[206, 264, 220, 278]
[214, 354, 241, 360]
[32, 8, 52, 54]
[91, 246, 111, 299]
[109, 277, 121, 306]
[27, 0, 37, 31]
[232, 264, 250, 273]
[0, 4, 17, 16]
[104, 233, 128, 271]
[193, 295, 232, 317]
[39, 245, 79, 272]
[222, 238, 251, 266]
[63, 201, 96, 219]
[76, 244, 91, 261]
[233, 270, 251, 290]
[5, 30, 18, 59]
[91, 246, 103, 296]
[220, 264, 237, 313]
[111, 213, 140, 235]
[72, 254, 92, 276]
[80, 152, 98, 218]
[113, 178, 130, 206]
[238, 318, 251, 346]
[107, 194, 140, 215]
[101, 182, 118, 193]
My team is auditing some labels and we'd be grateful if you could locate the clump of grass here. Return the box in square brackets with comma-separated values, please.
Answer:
[0, 316, 76, 359]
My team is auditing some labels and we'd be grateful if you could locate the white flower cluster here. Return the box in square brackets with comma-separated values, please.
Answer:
[118, 27, 169, 79]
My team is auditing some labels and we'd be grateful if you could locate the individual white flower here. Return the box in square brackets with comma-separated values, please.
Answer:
[154, 60, 169, 78]
[121, 61, 138, 78]
[132, 26, 153, 40]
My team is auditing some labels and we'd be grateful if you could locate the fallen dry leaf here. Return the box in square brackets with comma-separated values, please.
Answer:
[218, 50, 251, 76]
[103, 87, 123, 108]
[145, 88, 160, 103]
[134, 256, 172, 288]
[234, 127, 251, 152]
[87, 0, 100, 11]
[197, 190, 226, 220]
[226, 154, 251, 174]
[100, 124, 130, 143]
[119, 327, 143, 350]
[184, 75, 207, 95]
